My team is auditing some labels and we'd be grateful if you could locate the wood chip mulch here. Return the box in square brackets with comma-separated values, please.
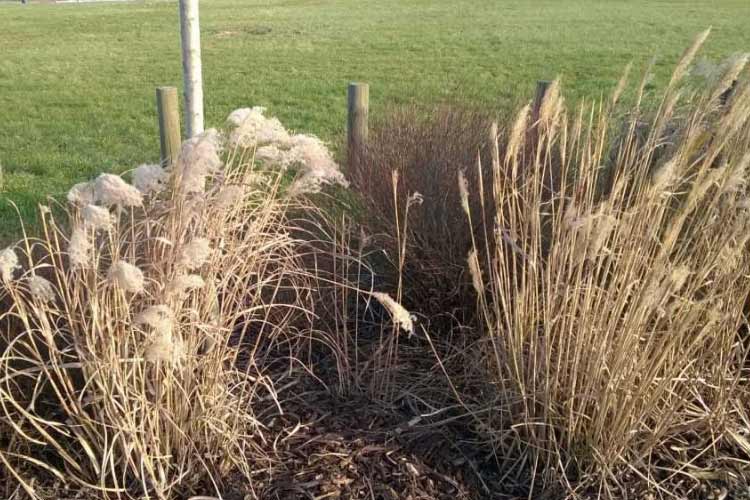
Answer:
[230, 388, 498, 500]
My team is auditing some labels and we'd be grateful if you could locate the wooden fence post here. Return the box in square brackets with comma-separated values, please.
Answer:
[156, 86, 182, 167]
[532, 80, 551, 123]
[347, 82, 369, 166]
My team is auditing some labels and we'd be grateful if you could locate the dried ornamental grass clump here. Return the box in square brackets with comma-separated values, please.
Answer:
[346, 106, 499, 323]
[461, 31, 750, 496]
[0, 108, 322, 499]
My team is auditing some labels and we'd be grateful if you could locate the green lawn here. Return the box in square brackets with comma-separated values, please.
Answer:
[0, 0, 749, 238]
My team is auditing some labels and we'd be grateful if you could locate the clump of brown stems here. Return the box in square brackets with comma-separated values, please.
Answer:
[348, 106, 499, 322]
[462, 30, 750, 495]
[0, 130, 316, 498]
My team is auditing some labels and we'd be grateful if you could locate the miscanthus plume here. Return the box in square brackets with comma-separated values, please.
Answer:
[0, 247, 19, 281]
[94, 174, 143, 207]
[372, 292, 414, 336]
[178, 130, 223, 194]
[226, 107, 348, 194]
[82, 204, 114, 231]
[27, 275, 56, 303]
[227, 107, 291, 148]
[108, 261, 145, 293]
[179, 238, 212, 270]
[144, 331, 185, 366]
[135, 305, 184, 365]
[67, 181, 96, 206]
[165, 274, 205, 298]
[285, 134, 349, 194]
[214, 185, 245, 210]
[135, 305, 174, 333]
[68, 226, 92, 269]
[133, 164, 168, 195]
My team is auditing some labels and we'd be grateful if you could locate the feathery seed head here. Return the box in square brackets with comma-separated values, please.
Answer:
[166, 273, 205, 298]
[721, 153, 750, 195]
[82, 204, 114, 231]
[670, 28, 711, 87]
[27, 275, 56, 302]
[458, 170, 471, 217]
[94, 174, 143, 207]
[539, 79, 563, 125]
[467, 249, 483, 295]
[227, 108, 254, 127]
[68, 226, 92, 269]
[178, 132, 224, 193]
[0, 247, 19, 281]
[108, 260, 145, 293]
[372, 292, 414, 337]
[652, 158, 680, 191]
[132, 164, 168, 195]
[135, 304, 174, 334]
[67, 181, 96, 206]
[288, 167, 348, 195]
[255, 144, 285, 166]
[710, 53, 749, 104]
[506, 103, 531, 162]
[669, 265, 692, 292]
[144, 331, 185, 366]
[722, 166, 747, 195]
[284, 134, 348, 194]
[179, 238, 212, 270]
[228, 107, 291, 149]
[214, 185, 245, 210]
[407, 191, 424, 208]
[563, 201, 580, 229]
[227, 107, 348, 195]
[589, 213, 617, 255]
[611, 62, 632, 106]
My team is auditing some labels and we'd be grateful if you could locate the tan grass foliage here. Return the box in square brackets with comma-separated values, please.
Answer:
[0, 116, 320, 499]
[2, 35, 749, 500]
[462, 42, 750, 493]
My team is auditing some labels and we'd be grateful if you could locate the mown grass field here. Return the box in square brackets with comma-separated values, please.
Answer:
[0, 0, 749, 238]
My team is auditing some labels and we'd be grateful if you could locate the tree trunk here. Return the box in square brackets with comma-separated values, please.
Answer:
[179, 0, 204, 137]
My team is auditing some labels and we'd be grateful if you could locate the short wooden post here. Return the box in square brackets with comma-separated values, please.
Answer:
[532, 80, 551, 123]
[347, 82, 369, 166]
[156, 86, 182, 167]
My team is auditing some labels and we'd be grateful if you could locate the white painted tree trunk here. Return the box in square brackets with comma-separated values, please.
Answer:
[179, 0, 204, 137]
